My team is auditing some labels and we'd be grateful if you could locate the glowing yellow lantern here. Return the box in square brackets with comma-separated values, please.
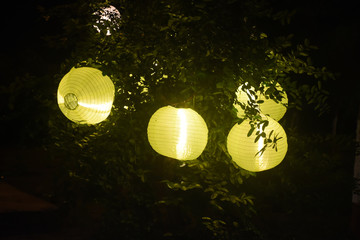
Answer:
[147, 106, 208, 160]
[227, 117, 288, 172]
[57, 67, 115, 124]
[234, 83, 288, 121]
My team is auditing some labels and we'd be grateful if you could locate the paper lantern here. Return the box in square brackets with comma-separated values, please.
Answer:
[227, 117, 288, 172]
[57, 67, 115, 124]
[93, 5, 121, 35]
[147, 106, 208, 160]
[234, 83, 288, 121]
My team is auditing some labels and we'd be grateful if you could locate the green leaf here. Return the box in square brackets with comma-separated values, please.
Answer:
[211, 193, 218, 199]
[269, 130, 274, 138]
[260, 32, 268, 39]
[254, 134, 261, 143]
[261, 120, 269, 131]
[247, 126, 255, 137]
[216, 82, 224, 89]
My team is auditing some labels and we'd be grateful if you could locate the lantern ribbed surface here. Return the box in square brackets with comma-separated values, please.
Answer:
[227, 117, 288, 172]
[147, 106, 208, 160]
[57, 67, 115, 124]
[234, 83, 288, 121]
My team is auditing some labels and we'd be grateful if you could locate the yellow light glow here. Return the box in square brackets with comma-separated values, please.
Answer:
[227, 117, 287, 172]
[176, 109, 189, 159]
[77, 101, 113, 113]
[57, 67, 115, 124]
[234, 82, 288, 121]
[147, 106, 208, 160]
[257, 135, 266, 170]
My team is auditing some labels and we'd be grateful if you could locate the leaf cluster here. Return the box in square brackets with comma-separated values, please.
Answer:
[45, 0, 334, 238]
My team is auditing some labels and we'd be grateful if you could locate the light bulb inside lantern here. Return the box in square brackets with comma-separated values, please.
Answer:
[257, 133, 266, 170]
[176, 109, 189, 159]
[77, 101, 114, 113]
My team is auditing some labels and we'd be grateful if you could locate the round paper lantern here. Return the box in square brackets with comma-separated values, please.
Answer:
[234, 83, 288, 121]
[57, 67, 115, 124]
[93, 5, 121, 35]
[147, 106, 208, 160]
[227, 117, 288, 172]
